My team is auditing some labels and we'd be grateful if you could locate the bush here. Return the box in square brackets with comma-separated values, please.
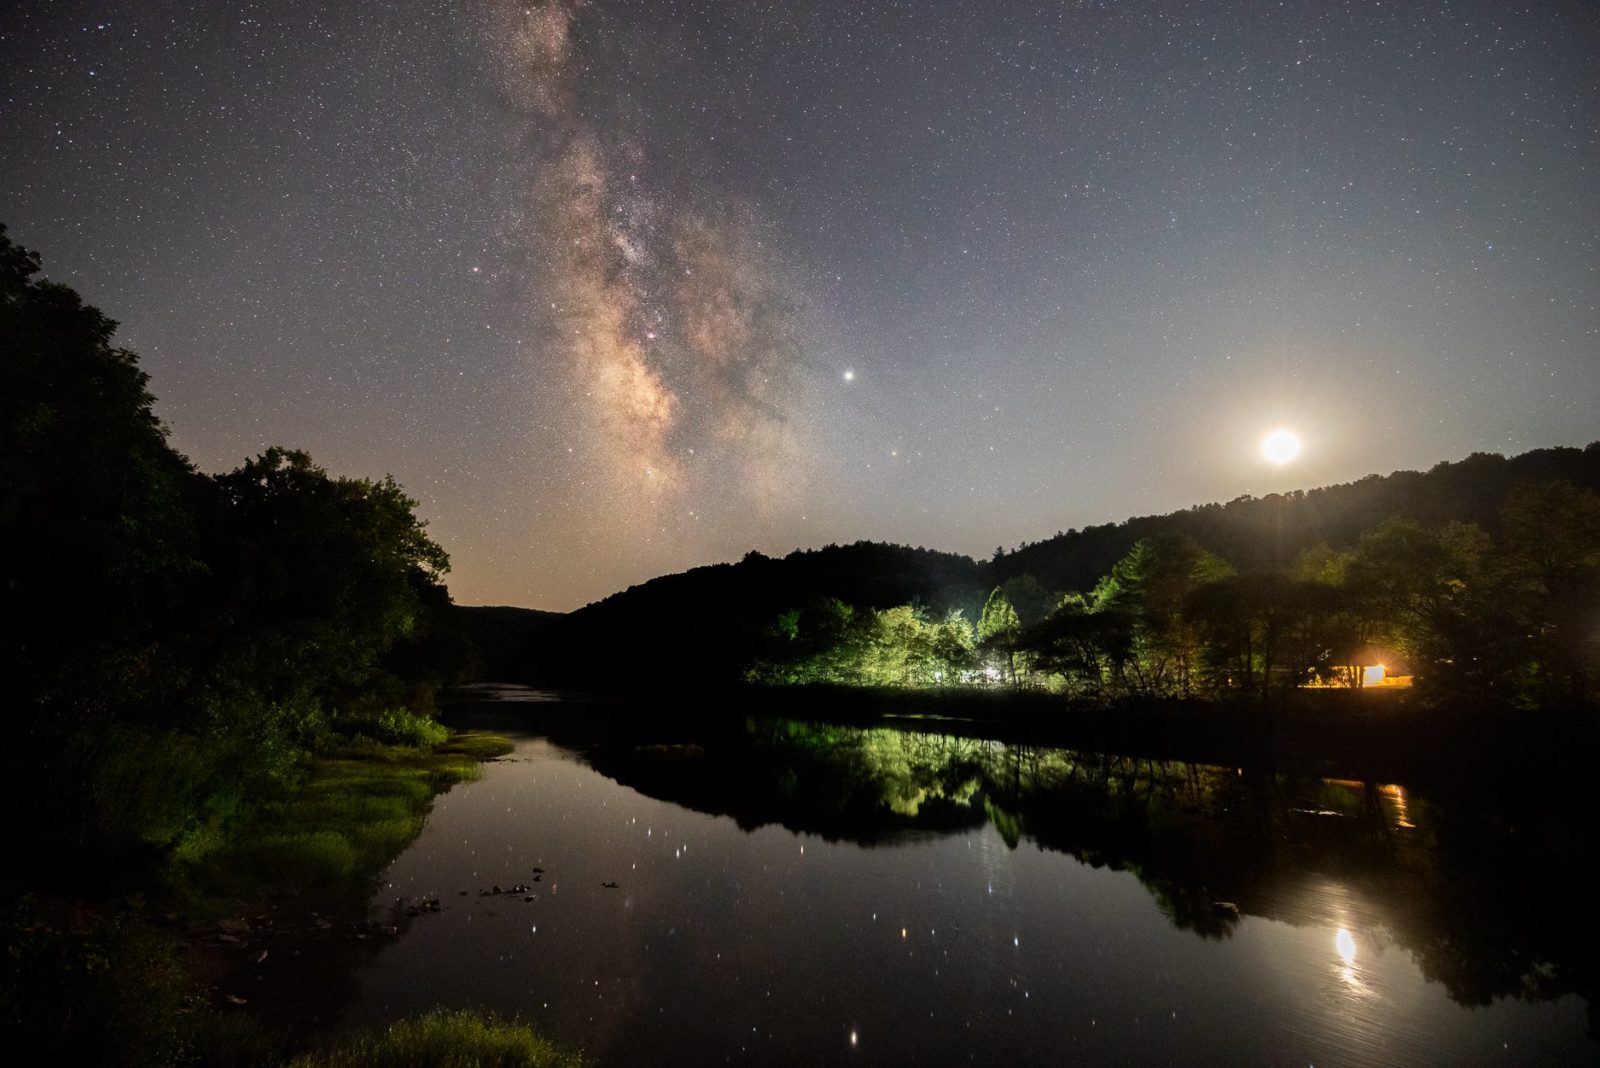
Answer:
[336, 707, 449, 748]
[233, 831, 357, 890]
[79, 726, 236, 855]
[288, 1008, 581, 1068]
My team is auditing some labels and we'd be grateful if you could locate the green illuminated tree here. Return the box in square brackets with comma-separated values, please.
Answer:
[979, 587, 1023, 685]
[1091, 535, 1233, 697]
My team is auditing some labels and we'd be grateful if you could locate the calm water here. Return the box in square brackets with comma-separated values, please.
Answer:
[343, 698, 1594, 1065]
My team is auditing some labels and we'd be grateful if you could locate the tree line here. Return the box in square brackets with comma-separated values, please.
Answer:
[750, 485, 1600, 709]
[2, 224, 467, 867]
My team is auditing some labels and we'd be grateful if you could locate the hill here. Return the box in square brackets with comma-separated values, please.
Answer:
[510, 442, 1600, 689]
[991, 443, 1600, 592]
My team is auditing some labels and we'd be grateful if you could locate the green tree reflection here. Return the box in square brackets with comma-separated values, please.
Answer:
[572, 717, 1596, 1033]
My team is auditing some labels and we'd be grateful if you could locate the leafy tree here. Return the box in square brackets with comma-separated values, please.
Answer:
[979, 587, 1023, 685]
[1, 225, 215, 853]
[1091, 535, 1233, 696]
[858, 604, 975, 687]
[1285, 544, 1378, 686]
[752, 599, 975, 688]
[1187, 574, 1334, 696]
[1346, 517, 1497, 695]
[978, 587, 1022, 642]
[1017, 595, 1131, 699]
[999, 574, 1054, 627]
[1496, 481, 1600, 704]
[749, 597, 875, 684]
[1, 224, 203, 727]
[200, 447, 450, 737]
[2, 226, 456, 860]
[929, 608, 978, 684]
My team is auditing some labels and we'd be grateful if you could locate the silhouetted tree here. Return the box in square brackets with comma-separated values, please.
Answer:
[1496, 481, 1600, 705]
[199, 447, 451, 739]
[1, 224, 204, 730]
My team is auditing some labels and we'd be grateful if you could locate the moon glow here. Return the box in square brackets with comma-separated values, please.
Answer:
[1261, 429, 1303, 465]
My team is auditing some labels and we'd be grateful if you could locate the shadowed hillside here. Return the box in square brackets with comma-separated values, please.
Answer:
[991, 445, 1600, 592]
[504, 443, 1600, 691]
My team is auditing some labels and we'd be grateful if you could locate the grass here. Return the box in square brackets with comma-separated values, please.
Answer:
[286, 1008, 582, 1068]
[180, 729, 514, 905]
[5, 724, 526, 1066]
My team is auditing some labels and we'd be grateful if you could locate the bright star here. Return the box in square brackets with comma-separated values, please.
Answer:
[842, 368, 856, 382]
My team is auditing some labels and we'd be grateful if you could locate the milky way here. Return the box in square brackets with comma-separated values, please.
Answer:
[487, 0, 810, 530]
[2, 0, 1596, 607]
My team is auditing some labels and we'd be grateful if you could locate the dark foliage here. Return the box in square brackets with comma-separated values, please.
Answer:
[539, 542, 985, 688]
[516, 443, 1600, 703]
[991, 444, 1600, 593]
[450, 605, 567, 681]
[0, 225, 460, 870]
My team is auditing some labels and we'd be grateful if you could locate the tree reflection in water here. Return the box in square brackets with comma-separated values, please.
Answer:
[570, 716, 1597, 1036]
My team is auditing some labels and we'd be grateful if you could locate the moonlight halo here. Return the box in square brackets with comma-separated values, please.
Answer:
[1261, 429, 1303, 466]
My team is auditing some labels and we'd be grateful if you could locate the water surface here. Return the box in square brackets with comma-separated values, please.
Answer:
[347, 707, 1594, 1065]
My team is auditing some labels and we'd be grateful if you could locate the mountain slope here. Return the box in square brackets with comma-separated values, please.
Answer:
[521, 442, 1600, 688]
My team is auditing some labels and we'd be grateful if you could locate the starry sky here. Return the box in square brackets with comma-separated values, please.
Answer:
[4, 0, 1597, 610]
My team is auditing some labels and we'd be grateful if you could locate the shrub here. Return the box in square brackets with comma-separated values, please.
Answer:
[288, 1008, 581, 1068]
[233, 831, 357, 889]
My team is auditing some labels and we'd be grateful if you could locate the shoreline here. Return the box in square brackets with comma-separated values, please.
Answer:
[447, 684, 1600, 803]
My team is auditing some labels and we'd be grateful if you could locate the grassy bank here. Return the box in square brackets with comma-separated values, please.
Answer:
[180, 729, 513, 909]
[287, 1009, 582, 1068]
[0, 725, 588, 1067]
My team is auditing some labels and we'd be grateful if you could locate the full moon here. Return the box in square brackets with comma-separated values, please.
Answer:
[1261, 429, 1302, 465]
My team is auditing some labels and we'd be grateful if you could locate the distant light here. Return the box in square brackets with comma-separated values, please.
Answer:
[1336, 928, 1356, 966]
[842, 368, 856, 382]
[1261, 428, 1302, 465]
[849, 1030, 858, 1047]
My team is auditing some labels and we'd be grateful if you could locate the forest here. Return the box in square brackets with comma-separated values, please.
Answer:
[0, 228, 525, 1064]
[746, 495, 1600, 709]
[530, 448, 1600, 710]
[2, 224, 474, 869]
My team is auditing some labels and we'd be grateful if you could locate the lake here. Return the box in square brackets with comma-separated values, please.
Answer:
[337, 691, 1595, 1065]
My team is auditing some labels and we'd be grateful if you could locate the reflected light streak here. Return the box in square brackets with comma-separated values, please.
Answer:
[1380, 784, 1415, 829]
[1336, 927, 1361, 989]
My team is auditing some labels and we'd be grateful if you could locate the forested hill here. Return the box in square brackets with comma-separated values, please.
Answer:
[990, 444, 1600, 593]
[539, 543, 986, 686]
[526, 442, 1600, 688]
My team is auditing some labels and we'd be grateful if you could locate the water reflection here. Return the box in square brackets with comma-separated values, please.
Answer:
[557, 716, 1596, 1034]
[1336, 926, 1360, 989]
[319, 707, 1600, 1065]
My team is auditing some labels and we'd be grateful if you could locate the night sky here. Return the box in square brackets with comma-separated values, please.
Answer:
[4, 1, 1597, 610]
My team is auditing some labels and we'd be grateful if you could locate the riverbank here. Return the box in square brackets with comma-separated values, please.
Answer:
[0, 726, 585, 1067]
[462, 684, 1600, 804]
